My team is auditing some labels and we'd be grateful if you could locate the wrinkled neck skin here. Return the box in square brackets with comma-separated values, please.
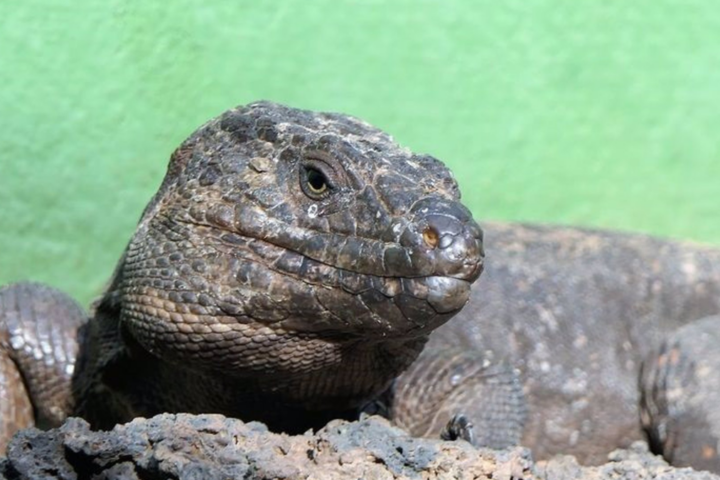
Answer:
[74, 291, 429, 433]
[72, 101, 484, 433]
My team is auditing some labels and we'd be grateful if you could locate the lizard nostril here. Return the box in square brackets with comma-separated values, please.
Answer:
[422, 226, 440, 249]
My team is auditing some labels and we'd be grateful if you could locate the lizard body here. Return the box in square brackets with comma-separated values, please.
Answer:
[2, 102, 720, 473]
[396, 222, 720, 471]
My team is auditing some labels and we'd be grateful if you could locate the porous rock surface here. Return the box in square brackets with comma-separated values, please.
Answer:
[0, 414, 716, 480]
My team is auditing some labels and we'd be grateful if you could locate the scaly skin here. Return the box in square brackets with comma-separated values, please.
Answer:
[3, 102, 720, 474]
[1, 101, 484, 451]
[0, 283, 86, 451]
[402, 222, 720, 471]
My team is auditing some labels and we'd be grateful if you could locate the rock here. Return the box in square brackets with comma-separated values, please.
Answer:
[0, 414, 717, 480]
[537, 443, 719, 480]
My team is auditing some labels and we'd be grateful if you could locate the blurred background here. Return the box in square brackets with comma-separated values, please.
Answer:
[1, 1, 719, 305]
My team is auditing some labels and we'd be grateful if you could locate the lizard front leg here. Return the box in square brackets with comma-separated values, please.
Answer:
[389, 346, 527, 449]
[0, 282, 86, 452]
[641, 314, 720, 473]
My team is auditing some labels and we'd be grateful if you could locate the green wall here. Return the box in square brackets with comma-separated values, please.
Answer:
[2, 1, 719, 304]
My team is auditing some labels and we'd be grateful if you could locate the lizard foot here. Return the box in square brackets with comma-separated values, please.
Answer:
[390, 346, 526, 449]
[441, 413, 476, 444]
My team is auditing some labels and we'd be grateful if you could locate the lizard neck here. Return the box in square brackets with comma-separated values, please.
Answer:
[74, 298, 427, 433]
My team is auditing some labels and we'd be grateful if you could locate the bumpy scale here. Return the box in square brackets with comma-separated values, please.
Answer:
[3, 102, 720, 474]
[1, 101, 489, 452]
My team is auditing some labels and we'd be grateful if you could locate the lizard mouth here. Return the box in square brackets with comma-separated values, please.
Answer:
[402, 275, 474, 315]
[197, 206, 483, 337]
[230, 197, 484, 283]
[144, 213, 483, 340]
[386, 275, 474, 336]
[223, 223, 481, 336]
[263, 264, 476, 338]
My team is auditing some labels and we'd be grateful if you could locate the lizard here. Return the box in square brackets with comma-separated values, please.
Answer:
[2, 101, 720, 473]
[0, 100, 495, 452]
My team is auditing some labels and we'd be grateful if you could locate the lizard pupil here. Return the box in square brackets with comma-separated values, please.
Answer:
[306, 168, 328, 194]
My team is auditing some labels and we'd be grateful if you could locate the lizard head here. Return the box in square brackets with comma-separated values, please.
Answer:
[117, 101, 483, 378]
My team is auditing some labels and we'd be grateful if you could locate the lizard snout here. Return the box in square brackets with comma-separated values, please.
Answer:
[400, 198, 485, 283]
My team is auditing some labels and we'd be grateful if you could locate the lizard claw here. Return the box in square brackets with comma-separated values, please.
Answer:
[441, 413, 476, 445]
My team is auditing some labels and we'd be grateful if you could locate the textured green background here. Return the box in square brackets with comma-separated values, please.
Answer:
[1, 2, 719, 305]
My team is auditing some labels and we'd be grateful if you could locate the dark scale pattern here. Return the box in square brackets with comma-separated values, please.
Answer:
[2, 101, 483, 439]
[0, 283, 87, 452]
[3, 102, 720, 474]
[418, 222, 720, 469]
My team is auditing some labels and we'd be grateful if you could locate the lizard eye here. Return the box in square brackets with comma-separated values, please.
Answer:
[307, 168, 328, 194]
[301, 164, 332, 199]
